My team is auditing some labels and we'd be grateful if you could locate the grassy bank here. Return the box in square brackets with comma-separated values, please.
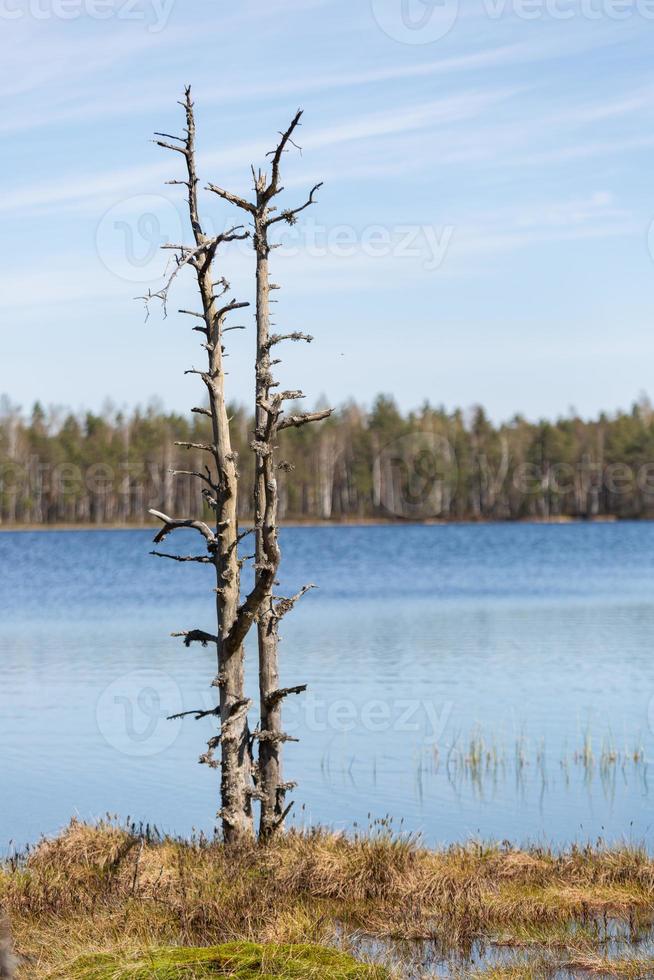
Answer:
[2, 820, 654, 978]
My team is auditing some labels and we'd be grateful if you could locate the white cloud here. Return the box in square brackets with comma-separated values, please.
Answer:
[0, 88, 519, 216]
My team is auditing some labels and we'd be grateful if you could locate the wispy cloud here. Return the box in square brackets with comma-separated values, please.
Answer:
[0, 18, 637, 137]
[0, 89, 519, 216]
[2, 0, 653, 416]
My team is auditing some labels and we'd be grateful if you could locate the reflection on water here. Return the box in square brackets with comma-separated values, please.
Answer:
[1, 523, 654, 848]
[357, 928, 654, 980]
[418, 732, 649, 811]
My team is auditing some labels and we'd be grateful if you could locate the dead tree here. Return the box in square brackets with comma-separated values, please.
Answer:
[147, 88, 276, 843]
[208, 111, 332, 839]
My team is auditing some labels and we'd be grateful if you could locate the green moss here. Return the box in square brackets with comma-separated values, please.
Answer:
[60, 942, 389, 979]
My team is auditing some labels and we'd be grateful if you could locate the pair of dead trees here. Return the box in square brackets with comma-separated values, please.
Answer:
[147, 89, 330, 843]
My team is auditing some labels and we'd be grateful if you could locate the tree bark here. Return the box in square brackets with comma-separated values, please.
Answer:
[209, 114, 328, 839]
[253, 207, 285, 840]
[150, 89, 255, 842]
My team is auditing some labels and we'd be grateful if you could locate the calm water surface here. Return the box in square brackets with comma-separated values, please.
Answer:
[1, 523, 653, 848]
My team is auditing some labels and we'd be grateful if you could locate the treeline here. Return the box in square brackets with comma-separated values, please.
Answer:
[3, 393, 654, 525]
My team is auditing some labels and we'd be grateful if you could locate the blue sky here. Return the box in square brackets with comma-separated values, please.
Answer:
[1, 0, 653, 422]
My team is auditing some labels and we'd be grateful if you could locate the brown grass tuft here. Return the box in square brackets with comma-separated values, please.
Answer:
[2, 821, 654, 978]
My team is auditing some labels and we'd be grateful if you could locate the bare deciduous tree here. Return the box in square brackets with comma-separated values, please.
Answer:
[147, 91, 330, 841]
[147, 88, 274, 843]
[209, 111, 332, 838]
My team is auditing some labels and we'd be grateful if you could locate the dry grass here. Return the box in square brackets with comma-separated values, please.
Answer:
[564, 954, 654, 977]
[472, 955, 654, 978]
[2, 820, 654, 978]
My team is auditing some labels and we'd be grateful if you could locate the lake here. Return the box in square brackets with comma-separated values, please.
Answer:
[1, 522, 653, 850]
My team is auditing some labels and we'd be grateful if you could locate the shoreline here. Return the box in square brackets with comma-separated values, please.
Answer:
[0, 515, 621, 533]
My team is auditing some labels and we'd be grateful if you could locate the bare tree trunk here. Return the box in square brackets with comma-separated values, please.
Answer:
[252, 214, 285, 839]
[209, 113, 330, 839]
[148, 89, 259, 842]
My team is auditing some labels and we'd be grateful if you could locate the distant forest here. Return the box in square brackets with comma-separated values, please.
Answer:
[3, 394, 654, 525]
